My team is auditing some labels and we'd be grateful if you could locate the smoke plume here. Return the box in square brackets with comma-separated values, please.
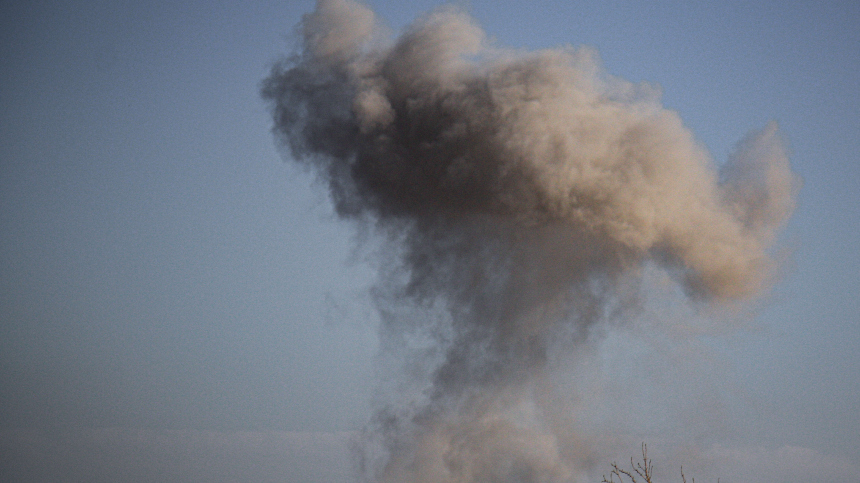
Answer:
[262, 1, 798, 481]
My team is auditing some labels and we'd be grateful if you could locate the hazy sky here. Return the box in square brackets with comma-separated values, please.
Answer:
[1, 1, 858, 482]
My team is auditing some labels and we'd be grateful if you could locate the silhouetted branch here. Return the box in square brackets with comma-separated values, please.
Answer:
[601, 444, 717, 483]
[602, 443, 653, 483]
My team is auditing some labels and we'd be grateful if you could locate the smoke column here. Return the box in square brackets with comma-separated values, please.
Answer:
[262, 1, 798, 481]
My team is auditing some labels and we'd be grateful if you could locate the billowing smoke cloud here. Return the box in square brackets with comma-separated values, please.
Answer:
[262, 1, 798, 481]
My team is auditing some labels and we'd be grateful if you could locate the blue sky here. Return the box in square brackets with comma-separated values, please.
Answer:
[1, 1, 858, 482]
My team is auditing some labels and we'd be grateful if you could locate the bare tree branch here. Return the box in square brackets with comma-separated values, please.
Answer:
[601, 444, 717, 483]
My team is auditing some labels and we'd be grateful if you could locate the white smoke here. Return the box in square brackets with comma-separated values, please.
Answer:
[262, 1, 799, 481]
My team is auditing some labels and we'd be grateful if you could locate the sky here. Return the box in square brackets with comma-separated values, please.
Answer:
[1, 1, 858, 482]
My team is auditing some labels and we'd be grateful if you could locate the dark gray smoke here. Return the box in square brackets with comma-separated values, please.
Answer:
[262, 1, 798, 481]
